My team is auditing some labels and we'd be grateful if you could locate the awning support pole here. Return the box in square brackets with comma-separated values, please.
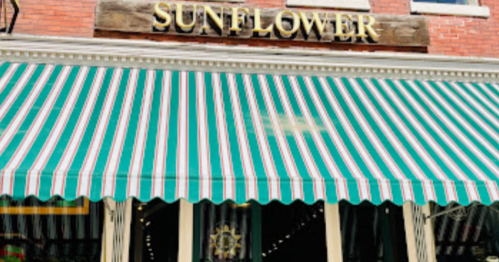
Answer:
[101, 198, 116, 262]
[325, 203, 343, 262]
[101, 198, 132, 262]
[178, 199, 194, 262]
[403, 202, 436, 262]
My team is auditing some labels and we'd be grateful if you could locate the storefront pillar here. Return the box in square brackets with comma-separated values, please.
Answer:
[325, 203, 343, 262]
[101, 198, 132, 262]
[179, 199, 194, 262]
[403, 202, 436, 262]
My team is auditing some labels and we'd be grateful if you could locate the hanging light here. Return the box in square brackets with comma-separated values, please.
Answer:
[237, 203, 251, 208]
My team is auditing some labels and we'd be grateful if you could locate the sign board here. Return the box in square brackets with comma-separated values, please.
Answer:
[96, 0, 430, 47]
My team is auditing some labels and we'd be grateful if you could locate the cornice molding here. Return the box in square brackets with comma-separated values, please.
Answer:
[1, 34, 499, 82]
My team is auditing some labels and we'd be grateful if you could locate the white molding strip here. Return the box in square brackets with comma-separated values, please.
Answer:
[1, 34, 499, 82]
[287, 0, 370, 11]
[411, 2, 490, 18]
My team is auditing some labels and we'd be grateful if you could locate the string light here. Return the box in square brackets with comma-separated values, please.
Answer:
[137, 203, 156, 262]
[261, 203, 323, 259]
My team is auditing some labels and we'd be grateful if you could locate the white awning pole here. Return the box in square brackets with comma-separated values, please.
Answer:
[325, 203, 343, 262]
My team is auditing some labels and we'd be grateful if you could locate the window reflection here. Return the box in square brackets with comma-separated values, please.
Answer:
[340, 201, 409, 262]
[261, 201, 327, 262]
[0, 196, 103, 262]
[194, 201, 253, 262]
[193, 201, 327, 262]
[129, 199, 179, 262]
[432, 203, 499, 262]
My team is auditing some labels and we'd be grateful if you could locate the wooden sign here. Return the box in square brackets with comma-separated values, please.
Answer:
[96, 0, 430, 47]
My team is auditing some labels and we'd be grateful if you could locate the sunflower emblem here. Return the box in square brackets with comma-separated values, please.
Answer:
[210, 225, 242, 259]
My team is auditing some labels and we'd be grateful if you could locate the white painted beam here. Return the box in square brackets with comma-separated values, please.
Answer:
[422, 204, 437, 262]
[403, 202, 419, 262]
[101, 198, 116, 262]
[325, 203, 343, 262]
[178, 200, 194, 262]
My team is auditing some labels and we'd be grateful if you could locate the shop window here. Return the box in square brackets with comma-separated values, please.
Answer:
[410, 0, 489, 17]
[430, 203, 499, 262]
[0, 196, 103, 262]
[260, 201, 327, 261]
[340, 201, 409, 262]
[192, 201, 328, 262]
[413, 0, 467, 4]
[128, 199, 180, 262]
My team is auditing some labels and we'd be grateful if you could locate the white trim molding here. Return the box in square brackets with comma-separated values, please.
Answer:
[287, 0, 370, 11]
[410, 1, 490, 18]
[2, 34, 499, 82]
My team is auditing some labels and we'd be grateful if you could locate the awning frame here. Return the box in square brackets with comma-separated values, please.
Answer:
[2, 34, 499, 82]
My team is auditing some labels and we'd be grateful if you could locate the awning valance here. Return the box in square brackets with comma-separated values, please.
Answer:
[1, 62, 499, 205]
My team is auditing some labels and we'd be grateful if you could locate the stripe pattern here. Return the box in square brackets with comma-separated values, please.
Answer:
[1, 62, 499, 205]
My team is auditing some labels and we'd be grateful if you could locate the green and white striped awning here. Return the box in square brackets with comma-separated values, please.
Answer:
[1, 62, 499, 206]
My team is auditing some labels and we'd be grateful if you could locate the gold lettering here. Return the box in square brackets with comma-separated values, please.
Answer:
[334, 14, 355, 38]
[253, 9, 273, 34]
[202, 5, 224, 31]
[299, 12, 328, 36]
[357, 15, 379, 41]
[153, 2, 172, 28]
[275, 10, 300, 36]
[230, 7, 249, 32]
[175, 3, 197, 30]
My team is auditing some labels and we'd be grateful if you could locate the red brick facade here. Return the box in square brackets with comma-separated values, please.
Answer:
[6, 0, 499, 58]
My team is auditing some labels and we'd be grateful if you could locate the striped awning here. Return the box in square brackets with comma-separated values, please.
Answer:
[1, 62, 499, 206]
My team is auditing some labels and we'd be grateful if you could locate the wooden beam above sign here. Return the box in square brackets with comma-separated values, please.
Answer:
[95, 0, 430, 47]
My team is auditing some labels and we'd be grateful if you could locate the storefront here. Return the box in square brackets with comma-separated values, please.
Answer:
[2, 0, 499, 261]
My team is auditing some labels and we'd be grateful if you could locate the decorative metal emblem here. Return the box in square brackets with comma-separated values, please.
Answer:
[210, 225, 242, 259]
[448, 206, 468, 221]
[1, 0, 20, 34]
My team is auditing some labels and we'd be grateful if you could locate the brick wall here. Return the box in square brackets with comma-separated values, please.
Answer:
[370, 0, 499, 57]
[5, 0, 96, 37]
[4, 0, 499, 58]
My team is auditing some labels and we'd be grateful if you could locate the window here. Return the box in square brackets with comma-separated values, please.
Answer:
[413, 0, 467, 4]
[429, 203, 499, 262]
[191, 201, 329, 262]
[129, 199, 180, 262]
[411, 0, 490, 17]
[340, 201, 409, 262]
[0, 196, 104, 262]
[286, 0, 370, 11]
